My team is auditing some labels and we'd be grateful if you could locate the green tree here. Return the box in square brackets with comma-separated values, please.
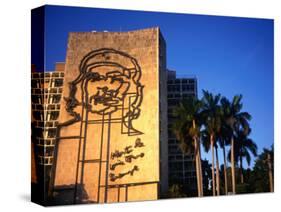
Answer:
[220, 95, 251, 194]
[201, 90, 222, 196]
[248, 145, 274, 192]
[201, 158, 212, 195]
[168, 184, 187, 198]
[217, 122, 231, 195]
[172, 97, 204, 197]
[228, 128, 257, 184]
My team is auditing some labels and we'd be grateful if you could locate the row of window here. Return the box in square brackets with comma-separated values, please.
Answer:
[168, 138, 177, 144]
[168, 161, 196, 173]
[32, 120, 59, 128]
[32, 111, 60, 121]
[32, 87, 63, 95]
[31, 78, 63, 88]
[31, 94, 61, 104]
[38, 156, 53, 166]
[34, 144, 55, 156]
[167, 99, 180, 106]
[36, 138, 56, 147]
[32, 127, 57, 138]
[168, 155, 194, 161]
[167, 79, 195, 84]
[169, 177, 197, 187]
[168, 144, 182, 154]
[32, 103, 60, 111]
[32, 72, 64, 78]
[168, 130, 176, 138]
[167, 84, 195, 92]
[169, 171, 196, 179]
[167, 93, 195, 99]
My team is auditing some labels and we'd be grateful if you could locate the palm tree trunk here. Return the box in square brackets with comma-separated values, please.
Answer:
[198, 140, 203, 196]
[211, 135, 216, 196]
[194, 137, 201, 197]
[267, 153, 273, 192]
[231, 136, 236, 194]
[222, 141, 228, 195]
[239, 156, 244, 184]
[192, 119, 203, 197]
[215, 146, 220, 195]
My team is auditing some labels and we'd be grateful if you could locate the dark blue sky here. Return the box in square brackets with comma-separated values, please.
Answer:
[38, 5, 274, 167]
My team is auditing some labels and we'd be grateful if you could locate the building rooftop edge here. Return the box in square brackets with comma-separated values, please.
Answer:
[68, 27, 160, 35]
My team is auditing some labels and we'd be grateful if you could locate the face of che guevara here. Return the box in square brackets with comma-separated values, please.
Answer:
[86, 68, 130, 115]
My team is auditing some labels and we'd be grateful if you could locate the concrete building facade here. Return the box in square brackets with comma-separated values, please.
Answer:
[166, 70, 198, 193]
[51, 28, 168, 204]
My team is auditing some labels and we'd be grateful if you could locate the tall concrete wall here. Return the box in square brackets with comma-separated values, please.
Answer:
[159, 32, 169, 196]
[52, 28, 167, 204]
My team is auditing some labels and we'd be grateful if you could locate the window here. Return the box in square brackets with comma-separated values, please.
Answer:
[168, 145, 181, 154]
[50, 111, 59, 120]
[190, 84, 194, 91]
[31, 79, 39, 88]
[168, 123, 173, 129]
[176, 155, 183, 160]
[168, 139, 176, 144]
[167, 85, 173, 92]
[52, 73, 60, 78]
[168, 130, 175, 138]
[168, 161, 182, 172]
[52, 94, 61, 103]
[182, 84, 195, 91]
[44, 73, 50, 78]
[168, 99, 179, 106]
[184, 161, 194, 170]
[54, 79, 63, 87]
[33, 111, 43, 120]
[46, 128, 57, 138]
[168, 156, 174, 161]
[182, 94, 190, 98]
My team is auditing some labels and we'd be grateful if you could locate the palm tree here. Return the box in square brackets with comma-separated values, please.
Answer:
[201, 159, 212, 194]
[172, 97, 204, 197]
[220, 95, 251, 194]
[249, 145, 274, 192]
[201, 130, 215, 195]
[264, 146, 274, 192]
[228, 128, 257, 184]
[215, 144, 221, 195]
[217, 126, 231, 195]
[219, 105, 234, 195]
[201, 90, 222, 196]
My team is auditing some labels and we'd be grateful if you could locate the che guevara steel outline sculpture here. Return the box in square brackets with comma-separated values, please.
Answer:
[63, 48, 144, 134]
[53, 48, 145, 204]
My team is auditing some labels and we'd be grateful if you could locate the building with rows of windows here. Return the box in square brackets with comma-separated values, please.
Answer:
[166, 69, 198, 194]
[31, 63, 64, 202]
